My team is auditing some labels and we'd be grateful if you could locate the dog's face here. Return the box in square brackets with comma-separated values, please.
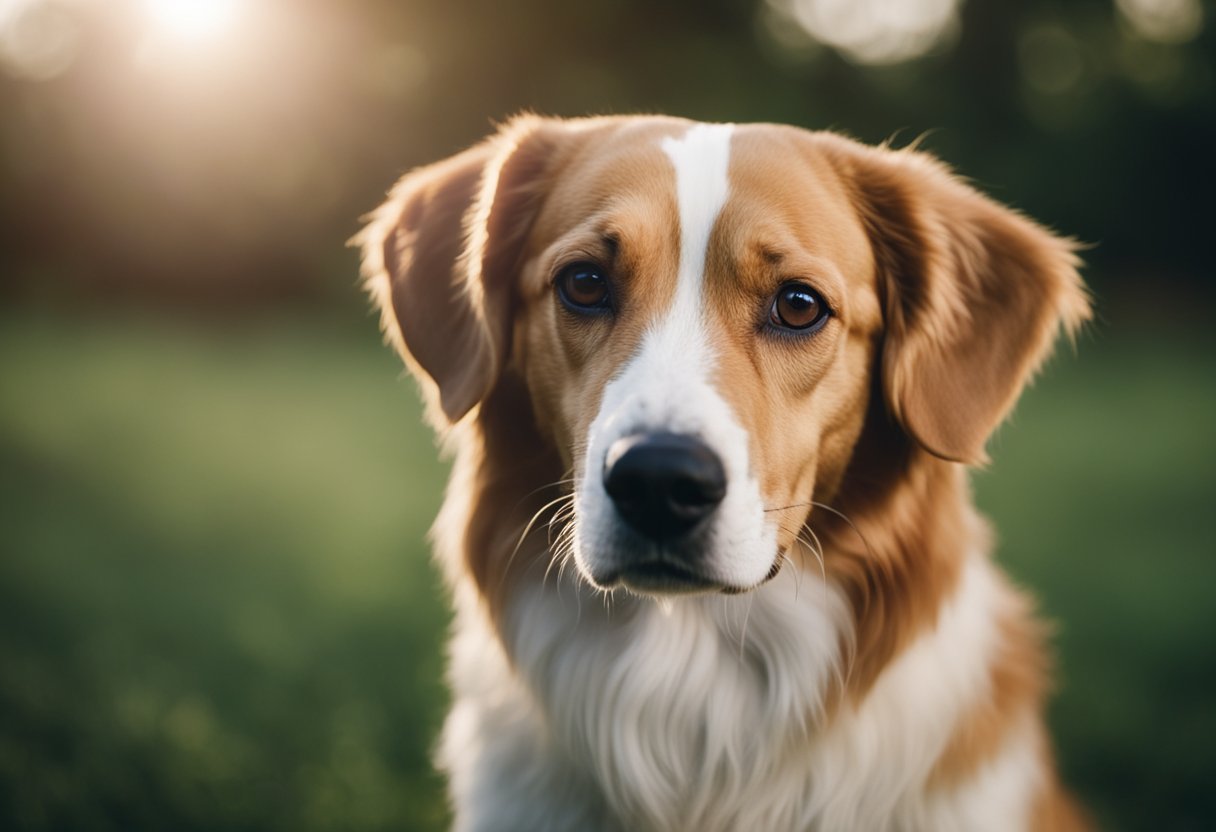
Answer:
[361, 116, 1088, 597]
[515, 123, 882, 593]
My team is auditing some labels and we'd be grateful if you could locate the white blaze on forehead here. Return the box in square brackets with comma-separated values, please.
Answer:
[609, 121, 736, 408]
[661, 123, 735, 312]
[635, 122, 736, 386]
[573, 122, 777, 590]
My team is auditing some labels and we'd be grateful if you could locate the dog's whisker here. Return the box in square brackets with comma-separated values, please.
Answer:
[506, 473, 577, 542]
[764, 502, 814, 514]
[772, 521, 822, 592]
[549, 534, 589, 622]
[777, 552, 800, 603]
[798, 537, 828, 610]
[770, 529, 805, 602]
[546, 502, 577, 549]
[545, 521, 577, 592]
[766, 500, 875, 566]
[808, 501, 874, 563]
[799, 524, 829, 607]
[511, 492, 574, 556]
[502, 492, 576, 599]
[514, 474, 578, 505]
[788, 549, 805, 603]
[737, 589, 757, 663]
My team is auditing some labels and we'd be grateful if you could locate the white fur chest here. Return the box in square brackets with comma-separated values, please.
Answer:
[506, 567, 847, 831]
[441, 555, 1033, 832]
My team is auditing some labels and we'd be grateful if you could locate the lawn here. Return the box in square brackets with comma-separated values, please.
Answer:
[1, 310, 1213, 830]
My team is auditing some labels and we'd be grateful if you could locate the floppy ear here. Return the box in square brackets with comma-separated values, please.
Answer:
[356, 116, 559, 425]
[832, 141, 1091, 464]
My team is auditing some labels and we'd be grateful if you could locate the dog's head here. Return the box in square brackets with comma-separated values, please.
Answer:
[360, 115, 1088, 597]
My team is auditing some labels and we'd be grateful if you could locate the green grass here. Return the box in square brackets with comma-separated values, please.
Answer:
[973, 325, 1216, 829]
[1, 312, 1213, 830]
[0, 313, 451, 831]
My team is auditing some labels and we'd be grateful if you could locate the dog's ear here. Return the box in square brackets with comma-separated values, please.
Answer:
[829, 139, 1091, 464]
[357, 116, 561, 425]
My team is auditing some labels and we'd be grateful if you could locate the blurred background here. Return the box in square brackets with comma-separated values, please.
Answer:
[0, 0, 1213, 829]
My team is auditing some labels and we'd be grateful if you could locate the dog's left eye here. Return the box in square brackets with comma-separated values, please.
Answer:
[555, 263, 612, 313]
[769, 283, 831, 333]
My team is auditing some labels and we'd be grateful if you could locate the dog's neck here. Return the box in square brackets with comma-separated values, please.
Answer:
[822, 432, 976, 701]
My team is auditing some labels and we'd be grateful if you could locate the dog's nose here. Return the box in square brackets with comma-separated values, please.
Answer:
[602, 432, 726, 541]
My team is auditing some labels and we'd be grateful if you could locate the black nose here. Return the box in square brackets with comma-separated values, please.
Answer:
[602, 432, 727, 541]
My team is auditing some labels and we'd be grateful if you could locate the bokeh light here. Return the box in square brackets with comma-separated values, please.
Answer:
[1018, 24, 1086, 96]
[1116, 0, 1204, 44]
[770, 0, 960, 64]
[0, 0, 80, 80]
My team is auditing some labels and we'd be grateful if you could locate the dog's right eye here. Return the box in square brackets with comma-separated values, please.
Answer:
[555, 263, 612, 314]
[768, 282, 831, 333]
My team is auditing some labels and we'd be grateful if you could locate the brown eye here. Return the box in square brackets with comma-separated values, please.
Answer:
[769, 283, 830, 332]
[556, 263, 611, 313]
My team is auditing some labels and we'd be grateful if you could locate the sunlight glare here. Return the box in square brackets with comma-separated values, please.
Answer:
[1116, 0, 1204, 44]
[145, 0, 240, 42]
[773, 0, 960, 65]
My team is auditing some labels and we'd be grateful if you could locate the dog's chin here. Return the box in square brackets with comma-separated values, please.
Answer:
[599, 560, 723, 596]
[583, 555, 784, 598]
[573, 517, 786, 597]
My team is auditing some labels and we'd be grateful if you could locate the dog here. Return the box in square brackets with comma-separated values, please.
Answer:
[358, 115, 1091, 831]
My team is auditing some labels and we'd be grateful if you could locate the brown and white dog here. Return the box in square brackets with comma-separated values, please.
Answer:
[359, 115, 1091, 831]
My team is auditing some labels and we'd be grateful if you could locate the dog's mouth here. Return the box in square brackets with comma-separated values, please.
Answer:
[590, 554, 786, 596]
[594, 558, 722, 595]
